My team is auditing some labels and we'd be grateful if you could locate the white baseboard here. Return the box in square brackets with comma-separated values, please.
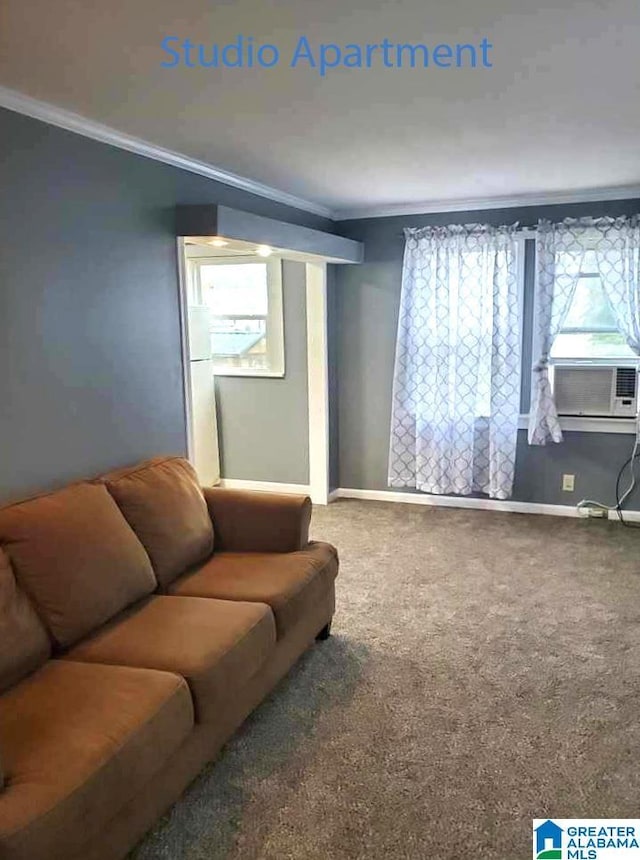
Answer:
[332, 487, 640, 522]
[219, 478, 311, 495]
[216, 480, 640, 520]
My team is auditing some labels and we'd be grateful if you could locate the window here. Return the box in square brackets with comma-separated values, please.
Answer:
[549, 251, 635, 362]
[389, 225, 523, 499]
[188, 257, 284, 377]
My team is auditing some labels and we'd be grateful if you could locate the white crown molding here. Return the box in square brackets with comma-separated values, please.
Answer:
[3, 85, 639, 225]
[0, 85, 333, 220]
[334, 185, 640, 221]
[333, 487, 640, 521]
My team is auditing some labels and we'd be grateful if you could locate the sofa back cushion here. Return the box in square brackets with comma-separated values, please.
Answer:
[0, 483, 157, 648]
[103, 457, 214, 589]
[0, 549, 51, 693]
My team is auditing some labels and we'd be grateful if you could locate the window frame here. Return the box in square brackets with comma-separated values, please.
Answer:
[188, 255, 285, 378]
[548, 269, 636, 366]
[528, 243, 638, 434]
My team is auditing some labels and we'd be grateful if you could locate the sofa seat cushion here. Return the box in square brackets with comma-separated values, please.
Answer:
[64, 595, 276, 722]
[102, 457, 214, 589]
[170, 541, 339, 639]
[0, 660, 193, 860]
[0, 550, 50, 694]
[0, 482, 157, 648]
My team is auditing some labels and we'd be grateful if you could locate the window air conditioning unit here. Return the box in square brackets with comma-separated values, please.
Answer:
[553, 364, 638, 418]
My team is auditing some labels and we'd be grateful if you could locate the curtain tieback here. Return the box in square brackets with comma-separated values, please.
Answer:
[532, 357, 550, 374]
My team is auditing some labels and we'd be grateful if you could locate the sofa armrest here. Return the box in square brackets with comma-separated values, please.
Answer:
[203, 488, 312, 553]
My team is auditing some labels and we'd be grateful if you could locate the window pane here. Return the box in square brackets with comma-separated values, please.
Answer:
[550, 332, 635, 360]
[199, 263, 269, 370]
[210, 320, 268, 371]
[562, 277, 618, 329]
[200, 263, 268, 316]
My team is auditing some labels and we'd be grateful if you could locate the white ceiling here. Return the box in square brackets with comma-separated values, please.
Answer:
[1, 0, 639, 217]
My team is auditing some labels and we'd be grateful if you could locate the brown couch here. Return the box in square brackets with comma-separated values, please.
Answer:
[0, 456, 338, 860]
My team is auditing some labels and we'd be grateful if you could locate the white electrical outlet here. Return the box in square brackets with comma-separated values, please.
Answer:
[562, 474, 575, 492]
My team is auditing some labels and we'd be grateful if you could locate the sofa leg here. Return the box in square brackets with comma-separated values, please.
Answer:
[316, 621, 332, 641]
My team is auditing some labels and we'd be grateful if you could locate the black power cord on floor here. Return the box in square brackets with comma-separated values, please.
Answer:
[615, 447, 640, 527]
[578, 413, 640, 525]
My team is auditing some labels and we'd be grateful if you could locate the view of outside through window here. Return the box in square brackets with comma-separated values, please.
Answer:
[199, 262, 269, 371]
[550, 265, 634, 361]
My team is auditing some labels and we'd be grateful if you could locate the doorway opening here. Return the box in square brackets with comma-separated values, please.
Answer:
[177, 237, 330, 503]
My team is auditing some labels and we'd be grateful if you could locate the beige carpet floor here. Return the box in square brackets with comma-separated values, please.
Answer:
[132, 500, 640, 859]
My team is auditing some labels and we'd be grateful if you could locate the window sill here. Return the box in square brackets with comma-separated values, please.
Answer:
[213, 369, 285, 379]
[518, 415, 637, 434]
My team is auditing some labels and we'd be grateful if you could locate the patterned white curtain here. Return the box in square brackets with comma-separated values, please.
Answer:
[388, 224, 521, 500]
[596, 216, 640, 354]
[528, 221, 585, 445]
[529, 216, 640, 446]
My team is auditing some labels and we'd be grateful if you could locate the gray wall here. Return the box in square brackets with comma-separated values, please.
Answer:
[335, 198, 640, 508]
[0, 108, 330, 502]
[215, 260, 309, 484]
[3, 103, 638, 508]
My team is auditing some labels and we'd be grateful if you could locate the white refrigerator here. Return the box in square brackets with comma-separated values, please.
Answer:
[187, 305, 221, 486]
